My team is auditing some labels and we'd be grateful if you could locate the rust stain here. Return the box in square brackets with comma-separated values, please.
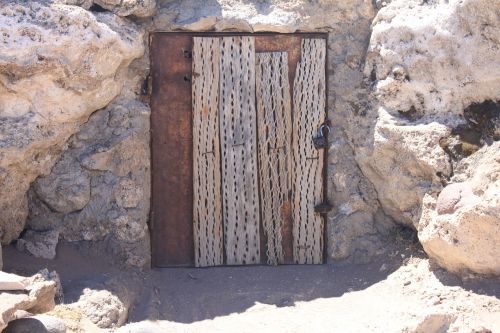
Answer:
[150, 34, 194, 267]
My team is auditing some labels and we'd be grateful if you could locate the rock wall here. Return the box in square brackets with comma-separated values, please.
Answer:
[0, 1, 145, 248]
[362, 0, 500, 274]
[0, 0, 498, 274]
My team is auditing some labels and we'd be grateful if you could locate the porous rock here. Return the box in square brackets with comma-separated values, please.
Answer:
[418, 142, 500, 275]
[17, 230, 60, 260]
[70, 288, 127, 329]
[0, 270, 58, 331]
[359, 0, 500, 229]
[0, 2, 144, 245]
[94, 0, 156, 18]
[26, 99, 151, 268]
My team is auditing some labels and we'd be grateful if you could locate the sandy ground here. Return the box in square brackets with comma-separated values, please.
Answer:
[3, 240, 500, 333]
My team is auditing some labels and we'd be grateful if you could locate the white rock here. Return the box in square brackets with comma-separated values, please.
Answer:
[0, 271, 57, 331]
[359, 0, 500, 230]
[0, 272, 28, 291]
[419, 143, 500, 275]
[0, 3, 144, 245]
[70, 288, 127, 329]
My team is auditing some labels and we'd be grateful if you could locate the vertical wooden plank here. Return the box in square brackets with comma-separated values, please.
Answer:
[192, 37, 223, 267]
[255, 52, 292, 265]
[219, 36, 260, 265]
[150, 34, 194, 267]
[292, 38, 326, 264]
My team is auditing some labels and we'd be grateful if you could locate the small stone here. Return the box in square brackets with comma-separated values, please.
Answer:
[379, 263, 388, 272]
[403, 281, 411, 286]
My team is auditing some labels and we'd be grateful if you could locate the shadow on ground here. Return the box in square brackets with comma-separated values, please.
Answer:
[3, 240, 419, 324]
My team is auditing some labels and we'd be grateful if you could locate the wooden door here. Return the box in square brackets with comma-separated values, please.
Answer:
[150, 33, 327, 267]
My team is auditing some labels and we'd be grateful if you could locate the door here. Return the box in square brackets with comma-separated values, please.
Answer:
[150, 33, 328, 267]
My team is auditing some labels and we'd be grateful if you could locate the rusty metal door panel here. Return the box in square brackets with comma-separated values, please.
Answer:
[150, 34, 194, 267]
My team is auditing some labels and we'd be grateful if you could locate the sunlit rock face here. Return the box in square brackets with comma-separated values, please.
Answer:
[0, 2, 144, 247]
[360, 0, 500, 274]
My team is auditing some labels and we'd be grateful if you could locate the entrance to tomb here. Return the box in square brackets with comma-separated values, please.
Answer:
[150, 33, 329, 267]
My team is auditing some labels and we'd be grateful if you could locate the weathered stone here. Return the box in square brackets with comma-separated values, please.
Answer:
[17, 230, 60, 260]
[70, 288, 127, 329]
[0, 2, 145, 245]
[0, 271, 57, 331]
[435, 183, 480, 215]
[34, 167, 90, 214]
[4, 315, 66, 333]
[419, 143, 500, 275]
[54, 0, 93, 10]
[94, 0, 156, 18]
[114, 179, 143, 208]
[25, 99, 151, 268]
[0, 272, 28, 291]
[177, 16, 218, 31]
[358, 0, 500, 235]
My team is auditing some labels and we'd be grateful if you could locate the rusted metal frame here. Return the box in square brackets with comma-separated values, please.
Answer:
[150, 34, 195, 267]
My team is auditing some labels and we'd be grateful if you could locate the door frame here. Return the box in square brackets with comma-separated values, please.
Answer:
[149, 32, 330, 267]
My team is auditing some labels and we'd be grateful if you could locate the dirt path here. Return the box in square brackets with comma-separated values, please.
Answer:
[3, 243, 500, 333]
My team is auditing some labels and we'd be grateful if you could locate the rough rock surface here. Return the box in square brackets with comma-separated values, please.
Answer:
[0, 270, 58, 331]
[94, 0, 156, 18]
[26, 99, 151, 268]
[17, 230, 60, 260]
[0, 2, 144, 245]
[360, 0, 500, 228]
[69, 288, 127, 329]
[419, 142, 500, 275]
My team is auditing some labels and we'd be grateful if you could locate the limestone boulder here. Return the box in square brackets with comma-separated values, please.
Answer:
[54, 0, 156, 17]
[69, 288, 127, 329]
[94, 0, 156, 18]
[0, 270, 58, 331]
[359, 0, 500, 227]
[33, 165, 90, 214]
[0, 2, 144, 245]
[418, 142, 500, 275]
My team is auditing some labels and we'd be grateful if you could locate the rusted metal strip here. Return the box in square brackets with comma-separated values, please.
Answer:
[150, 34, 194, 267]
